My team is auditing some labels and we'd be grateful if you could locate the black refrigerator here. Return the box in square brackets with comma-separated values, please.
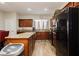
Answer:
[56, 7, 79, 56]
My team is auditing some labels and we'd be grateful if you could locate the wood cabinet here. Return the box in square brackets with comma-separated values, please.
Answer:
[29, 34, 36, 55]
[6, 38, 29, 56]
[64, 2, 79, 8]
[74, 2, 79, 7]
[36, 32, 49, 40]
[5, 33, 36, 56]
[65, 2, 74, 7]
[53, 32, 56, 46]
[49, 31, 53, 45]
[19, 19, 33, 27]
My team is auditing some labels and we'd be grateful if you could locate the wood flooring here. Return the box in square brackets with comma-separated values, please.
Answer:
[32, 40, 56, 56]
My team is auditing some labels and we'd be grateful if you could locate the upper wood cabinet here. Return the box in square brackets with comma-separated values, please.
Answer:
[74, 2, 79, 7]
[64, 2, 79, 8]
[65, 2, 74, 7]
[19, 19, 33, 27]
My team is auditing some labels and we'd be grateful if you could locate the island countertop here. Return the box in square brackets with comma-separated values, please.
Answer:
[5, 32, 36, 38]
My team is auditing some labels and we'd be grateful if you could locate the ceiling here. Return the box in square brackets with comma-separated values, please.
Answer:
[0, 2, 67, 15]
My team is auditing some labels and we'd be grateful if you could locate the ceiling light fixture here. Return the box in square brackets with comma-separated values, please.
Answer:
[44, 8, 48, 11]
[27, 8, 32, 11]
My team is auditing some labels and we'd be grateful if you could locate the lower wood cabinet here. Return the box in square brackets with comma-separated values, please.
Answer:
[6, 38, 29, 56]
[36, 32, 49, 40]
[29, 34, 36, 55]
[5, 34, 36, 56]
[53, 32, 56, 46]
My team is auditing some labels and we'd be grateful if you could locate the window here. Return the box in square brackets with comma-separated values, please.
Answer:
[33, 19, 49, 30]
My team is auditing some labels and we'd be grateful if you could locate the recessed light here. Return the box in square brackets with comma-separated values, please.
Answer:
[27, 8, 32, 11]
[44, 8, 48, 11]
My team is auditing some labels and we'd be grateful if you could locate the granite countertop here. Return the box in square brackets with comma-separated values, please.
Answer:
[35, 29, 50, 32]
[17, 29, 50, 32]
[5, 32, 36, 38]
[17, 29, 33, 32]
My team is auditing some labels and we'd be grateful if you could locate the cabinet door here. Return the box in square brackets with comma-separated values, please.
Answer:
[36, 32, 49, 40]
[29, 38, 33, 56]
[41, 32, 49, 39]
[65, 2, 74, 7]
[6, 39, 29, 56]
[74, 2, 79, 7]
[19, 19, 32, 27]
[36, 32, 40, 40]
[29, 34, 36, 56]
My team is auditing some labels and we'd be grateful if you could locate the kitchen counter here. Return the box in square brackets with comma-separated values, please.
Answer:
[35, 29, 50, 32]
[5, 32, 36, 56]
[5, 32, 36, 39]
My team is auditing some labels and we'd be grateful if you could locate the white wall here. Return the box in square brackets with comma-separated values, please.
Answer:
[4, 12, 17, 36]
[18, 14, 52, 29]
[0, 11, 5, 30]
[0, 11, 52, 36]
[19, 14, 51, 19]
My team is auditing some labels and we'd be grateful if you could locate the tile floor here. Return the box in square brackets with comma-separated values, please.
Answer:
[32, 40, 56, 56]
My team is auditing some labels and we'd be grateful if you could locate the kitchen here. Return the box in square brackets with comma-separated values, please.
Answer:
[0, 2, 79, 56]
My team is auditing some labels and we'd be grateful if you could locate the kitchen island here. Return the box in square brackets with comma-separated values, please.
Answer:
[5, 32, 36, 56]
